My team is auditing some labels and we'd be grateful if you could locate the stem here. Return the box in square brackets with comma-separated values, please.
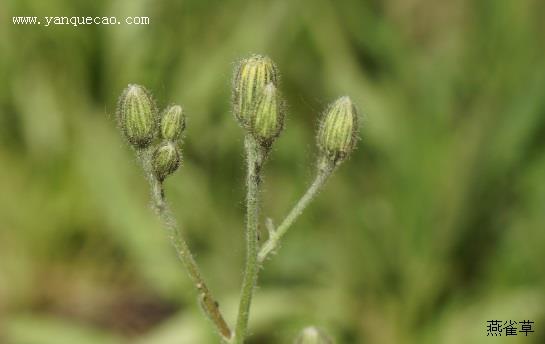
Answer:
[142, 152, 231, 341]
[258, 161, 335, 264]
[233, 135, 263, 344]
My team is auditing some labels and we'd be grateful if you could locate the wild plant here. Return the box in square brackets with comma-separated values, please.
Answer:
[115, 54, 359, 343]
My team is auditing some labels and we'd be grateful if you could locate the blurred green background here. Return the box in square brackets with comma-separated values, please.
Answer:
[2, 0, 545, 343]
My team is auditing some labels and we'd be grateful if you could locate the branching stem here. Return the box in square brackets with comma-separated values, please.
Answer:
[233, 135, 264, 344]
[141, 152, 232, 341]
[258, 161, 335, 263]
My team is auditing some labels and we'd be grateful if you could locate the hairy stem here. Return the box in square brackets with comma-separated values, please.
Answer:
[143, 156, 231, 340]
[233, 135, 263, 344]
[258, 161, 335, 263]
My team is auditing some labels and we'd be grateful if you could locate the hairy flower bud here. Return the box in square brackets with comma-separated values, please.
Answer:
[250, 83, 284, 146]
[161, 105, 185, 141]
[151, 142, 181, 181]
[117, 84, 158, 149]
[295, 326, 333, 344]
[317, 96, 358, 164]
[233, 54, 279, 127]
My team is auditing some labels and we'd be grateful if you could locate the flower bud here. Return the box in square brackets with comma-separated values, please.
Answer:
[294, 326, 333, 344]
[317, 96, 358, 164]
[233, 54, 279, 127]
[160, 105, 185, 141]
[117, 84, 158, 149]
[250, 83, 284, 146]
[151, 142, 181, 181]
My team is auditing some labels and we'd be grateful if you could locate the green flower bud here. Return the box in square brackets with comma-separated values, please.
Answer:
[161, 105, 186, 141]
[151, 142, 181, 181]
[250, 83, 284, 146]
[294, 326, 333, 344]
[317, 96, 358, 164]
[117, 84, 158, 149]
[233, 54, 279, 127]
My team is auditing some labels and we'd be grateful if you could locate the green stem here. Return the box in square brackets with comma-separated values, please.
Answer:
[141, 151, 231, 341]
[258, 161, 335, 264]
[233, 135, 263, 344]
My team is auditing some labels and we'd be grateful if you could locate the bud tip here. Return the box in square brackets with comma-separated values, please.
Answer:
[117, 84, 158, 149]
[250, 82, 284, 146]
[317, 96, 359, 165]
[151, 142, 181, 182]
[160, 104, 186, 141]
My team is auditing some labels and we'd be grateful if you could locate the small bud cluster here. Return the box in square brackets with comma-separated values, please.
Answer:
[117, 85, 186, 181]
[233, 54, 359, 165]
[233, 54, 285, 148]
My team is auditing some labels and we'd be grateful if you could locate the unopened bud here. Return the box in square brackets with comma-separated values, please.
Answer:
[250, 83, 284, 146]
[233, 54, 279, 127]
[294, 326, 333, 344]
[151, 142, 181, 181]
[117, 84, 158, 149]
[317, 96, 358, 164]
[161, 105, 185, 141]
